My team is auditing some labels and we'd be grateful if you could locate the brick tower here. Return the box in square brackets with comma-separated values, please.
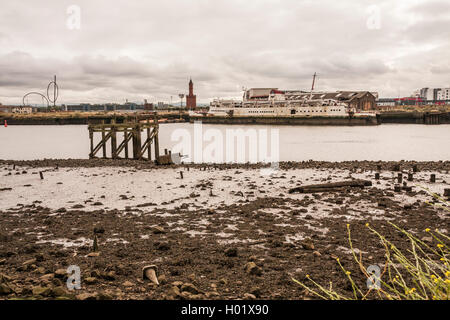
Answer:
[186, 78, 197, 109]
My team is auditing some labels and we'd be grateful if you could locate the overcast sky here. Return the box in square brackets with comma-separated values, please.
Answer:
[0, 0, 449, 105]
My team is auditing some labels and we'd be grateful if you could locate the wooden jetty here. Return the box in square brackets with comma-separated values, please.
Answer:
[88, 115, 162, 162]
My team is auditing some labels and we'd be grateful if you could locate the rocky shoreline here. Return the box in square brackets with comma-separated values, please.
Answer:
[0, 161, 449, 300]
[1, 159, 449, 171]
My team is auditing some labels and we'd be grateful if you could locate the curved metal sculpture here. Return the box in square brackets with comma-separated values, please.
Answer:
[23, 75, 59, 107]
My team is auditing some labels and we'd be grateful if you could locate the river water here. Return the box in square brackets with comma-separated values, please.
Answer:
[0, 123, 449, 162]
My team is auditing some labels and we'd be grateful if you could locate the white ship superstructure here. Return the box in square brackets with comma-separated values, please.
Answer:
[191, 88, 376, 119]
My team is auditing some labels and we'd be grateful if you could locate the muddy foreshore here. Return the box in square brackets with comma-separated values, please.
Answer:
[1, 159, 450, 171]
[0, 161, 449, 300]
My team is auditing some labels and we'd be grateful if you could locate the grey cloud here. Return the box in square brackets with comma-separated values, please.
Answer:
[0, 0, 449, 104]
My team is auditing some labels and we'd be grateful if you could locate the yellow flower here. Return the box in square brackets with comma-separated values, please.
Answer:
[346, 271, 351, 275]
[437, 244, 444, 249]
[431, 275, 436, 279]
[365, 223, 369, 227]
[445, 271, 450, 278]
[425, 228, 430, 232]
[336, 258, 340, 262]
[306, 274, 310, 278]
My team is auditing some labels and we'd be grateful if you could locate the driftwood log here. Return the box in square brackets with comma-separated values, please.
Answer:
[288, 180, 372, 194]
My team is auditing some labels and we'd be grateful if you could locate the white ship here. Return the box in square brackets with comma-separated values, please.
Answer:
[191, 90, 377, 119]
[189, 74, 379, 126]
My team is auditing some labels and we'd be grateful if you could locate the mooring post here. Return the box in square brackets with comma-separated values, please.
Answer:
[146, 118, 151, 160]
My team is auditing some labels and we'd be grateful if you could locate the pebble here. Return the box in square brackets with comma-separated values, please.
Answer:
[181, 283, 201, 294]
[244, 262, 263, 276]
[243, 293, 256, 300]
[224, 248, 238, 257]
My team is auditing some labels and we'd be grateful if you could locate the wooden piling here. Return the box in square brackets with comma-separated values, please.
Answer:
[124, 130, 129, 159]
[87, 114, 161, 163]
[430, 174, 436, 183]
[111, 119, 117, 159]
[101, 120, 107, 158]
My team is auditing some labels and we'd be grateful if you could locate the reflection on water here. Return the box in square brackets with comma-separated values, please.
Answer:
[0, 123, 449, 162]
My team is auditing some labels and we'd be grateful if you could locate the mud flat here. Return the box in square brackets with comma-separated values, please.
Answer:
[0, 161, 449, 300]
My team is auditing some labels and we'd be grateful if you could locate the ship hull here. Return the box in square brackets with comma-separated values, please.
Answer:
[189, 115, 379, 126]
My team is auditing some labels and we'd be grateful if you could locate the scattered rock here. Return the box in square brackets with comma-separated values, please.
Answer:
[170, 286, 181, 298]
[76, 292, 98, 300]
[32, 286, 52, 297]
[51, 286, 67, 297]
[0, 283, 13, 295]
[243, 293, 256, 300]
[85, 277, 97, 285]
[87, 252, 101, 257]
[94, 227, 105, 234]
[421, 236, 433, 244]
[301, 240, 315, 250]
[224, 248, 238, 257]
[152, 226, 165, 234]
[158, 274, 167, 284]
[54, 269, 67, 279]
[181, 283, 201, 294]
[244, 262, 262, 276]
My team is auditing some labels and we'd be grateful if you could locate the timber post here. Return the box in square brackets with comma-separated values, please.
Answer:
[87, 114, 168, 164]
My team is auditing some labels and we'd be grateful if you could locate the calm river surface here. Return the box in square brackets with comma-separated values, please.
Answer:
[0, 123, 449, 162]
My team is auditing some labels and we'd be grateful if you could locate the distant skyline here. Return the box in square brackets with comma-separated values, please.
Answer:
[1, 0, 450, 105]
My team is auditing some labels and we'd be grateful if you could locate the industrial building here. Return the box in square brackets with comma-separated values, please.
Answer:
[243, 89, 378, 111]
